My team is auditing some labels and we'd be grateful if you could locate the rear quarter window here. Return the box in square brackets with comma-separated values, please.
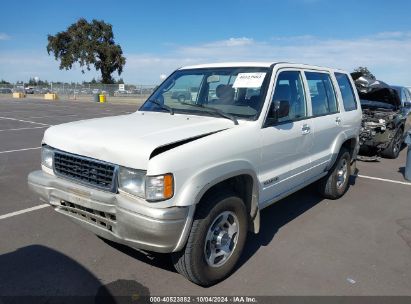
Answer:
[335, 73, 358, 111]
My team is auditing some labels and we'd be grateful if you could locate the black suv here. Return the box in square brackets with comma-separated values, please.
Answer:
[353, 73, 411, 159]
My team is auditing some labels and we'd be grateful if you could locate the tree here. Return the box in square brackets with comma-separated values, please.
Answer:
[353, 67, 376, 80]
[27, 78, 49, 86]
[47, 18, 126, 84]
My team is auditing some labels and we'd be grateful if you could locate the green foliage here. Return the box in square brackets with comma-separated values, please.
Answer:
[27, 78, 49, 86]
[83, 78, 100, 85]
[47, 18, 126, 84]
[82, 77, 124, 85]
[0, 79, 10, 84]
[353, 67, 376, 80]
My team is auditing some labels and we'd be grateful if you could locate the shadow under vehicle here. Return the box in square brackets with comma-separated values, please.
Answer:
[353, 73, 411, 159]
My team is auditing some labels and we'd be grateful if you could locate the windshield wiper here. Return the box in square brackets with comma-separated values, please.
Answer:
[150, 99, 174, 115]
[179, 102, 238, 125]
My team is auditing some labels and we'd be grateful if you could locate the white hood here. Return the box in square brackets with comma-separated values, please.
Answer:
[43, 111, 233, 169]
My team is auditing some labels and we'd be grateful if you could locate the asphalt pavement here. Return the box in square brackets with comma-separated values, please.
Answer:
[0, 97, 411, 300]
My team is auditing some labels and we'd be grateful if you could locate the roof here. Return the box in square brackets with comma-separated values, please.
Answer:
[179, 62, 274, 69]
[179, 62, 345, 72]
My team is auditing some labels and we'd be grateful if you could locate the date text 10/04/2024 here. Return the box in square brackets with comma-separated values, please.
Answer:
[149, 296, 258, 303]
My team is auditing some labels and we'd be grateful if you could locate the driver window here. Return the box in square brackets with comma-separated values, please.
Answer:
[271, 71, 307, 123]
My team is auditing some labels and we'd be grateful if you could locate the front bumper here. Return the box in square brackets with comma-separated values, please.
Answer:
[28, 170, 192, 253]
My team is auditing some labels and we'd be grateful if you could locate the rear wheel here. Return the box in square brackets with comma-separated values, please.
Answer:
[318, 147, 351, 200]
[172, 191, 248, 286]
[381, 128, 403, 159]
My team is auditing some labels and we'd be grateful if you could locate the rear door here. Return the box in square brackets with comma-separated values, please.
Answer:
[259, 69, 314, 206]
[304, 71, 343, 176]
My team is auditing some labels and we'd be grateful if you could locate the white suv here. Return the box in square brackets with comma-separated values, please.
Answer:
[28, 62, 362, 286]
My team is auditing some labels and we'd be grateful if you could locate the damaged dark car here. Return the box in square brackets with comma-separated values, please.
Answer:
[352, 73, 411, 159]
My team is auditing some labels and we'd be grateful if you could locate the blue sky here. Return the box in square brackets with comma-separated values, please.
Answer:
[1, 0, 411, 85]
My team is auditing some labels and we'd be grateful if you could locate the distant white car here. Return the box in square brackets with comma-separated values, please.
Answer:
[114, 89, 132, 96]
[28, 62, 362, 286]
[25, 87, 34, 94]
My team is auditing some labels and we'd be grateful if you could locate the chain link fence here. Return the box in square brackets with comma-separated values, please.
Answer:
[0, 82, 157, 102]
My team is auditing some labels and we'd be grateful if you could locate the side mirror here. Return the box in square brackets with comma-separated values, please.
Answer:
[271, 100, 290, 120]
[404, 101, 411, 108]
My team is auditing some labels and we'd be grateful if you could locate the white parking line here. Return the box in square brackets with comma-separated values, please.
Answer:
[0, 126, 48, 132]
[358, 174, 411, 186]
[22, 114, 77, 119]
[0, 116, 50, 126]
[0, 147, 41, 154]
[0, 204, 49, 220]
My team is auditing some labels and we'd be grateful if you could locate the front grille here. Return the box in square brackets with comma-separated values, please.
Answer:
[54, 151, 117, 192]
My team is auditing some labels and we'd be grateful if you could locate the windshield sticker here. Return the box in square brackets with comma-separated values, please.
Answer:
[233, 73, 266, 88]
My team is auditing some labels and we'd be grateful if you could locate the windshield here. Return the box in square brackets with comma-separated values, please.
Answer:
[139, 67, 270, 120]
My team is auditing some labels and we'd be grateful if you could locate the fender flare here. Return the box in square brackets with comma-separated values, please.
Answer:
[175, 160, 261, 232]
[172, 161, 261, 252]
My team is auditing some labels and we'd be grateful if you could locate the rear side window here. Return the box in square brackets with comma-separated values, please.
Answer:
[401, 89, 407, 103]
[305, 72, 338, 116]
[335, 73, 357, 111]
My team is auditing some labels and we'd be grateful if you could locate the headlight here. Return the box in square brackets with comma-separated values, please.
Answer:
[118, 167, 174, 202]
[118, 167, 146, 198]
[145, 174, 174, 201]
[41, 146, 54, 169]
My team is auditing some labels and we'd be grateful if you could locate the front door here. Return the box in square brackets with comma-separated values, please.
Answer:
[259, 70, 314, 207]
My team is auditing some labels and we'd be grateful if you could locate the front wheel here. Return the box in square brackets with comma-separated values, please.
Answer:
[381, 129, 403, 159]
[318, 147, 351, 200]
[172, 191, 248, 286]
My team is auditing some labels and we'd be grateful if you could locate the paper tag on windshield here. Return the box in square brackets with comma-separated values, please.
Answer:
[233, 73, 266, 88]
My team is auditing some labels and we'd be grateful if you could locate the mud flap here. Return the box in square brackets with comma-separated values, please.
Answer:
[350, 159, 357, 176]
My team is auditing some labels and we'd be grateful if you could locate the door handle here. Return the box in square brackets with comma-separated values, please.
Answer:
[335, 117, 342, 125]
[301, 124, 311, 135]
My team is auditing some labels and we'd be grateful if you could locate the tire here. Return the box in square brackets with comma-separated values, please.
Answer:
[381, 128, 403, 159]
[178, 95, 186, 102]
[171, 191, 248, 286]
[318, 147, 351, 200]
